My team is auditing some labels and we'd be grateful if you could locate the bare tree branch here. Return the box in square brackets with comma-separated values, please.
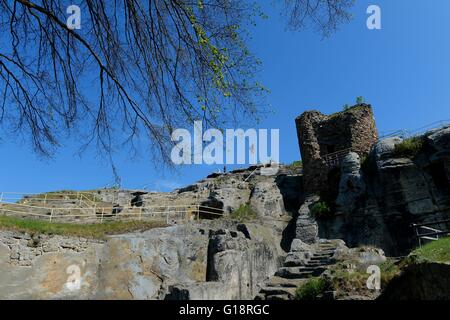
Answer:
[0, 0, 353, 168]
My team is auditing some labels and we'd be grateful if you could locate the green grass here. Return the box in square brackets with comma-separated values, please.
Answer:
[326, 258, 401, 298]
[410, 237, 450, 263]
[0, 215, 167, 239]
[230, 204, 257, 222]
[392, 137, 425, 158]
[295, 277, 331, 300]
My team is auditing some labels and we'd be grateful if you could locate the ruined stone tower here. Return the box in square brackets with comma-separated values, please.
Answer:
[295, 104, 378, 196]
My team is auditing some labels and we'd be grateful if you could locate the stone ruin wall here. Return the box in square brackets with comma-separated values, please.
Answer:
[295, 104, 378, 196]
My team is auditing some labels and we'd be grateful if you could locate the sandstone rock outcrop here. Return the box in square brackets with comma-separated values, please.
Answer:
[379, 262, 450, 300]
[318, 126, 450, 255]
[0, 219, 285, 300]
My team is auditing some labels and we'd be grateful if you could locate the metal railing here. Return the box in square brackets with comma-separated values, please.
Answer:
[322, 148, 352, 168]
[379, 120, 450, 140]
[0, 191, 101, 204]
[0, 198, 225, 224]
[412, 219, 450, 247]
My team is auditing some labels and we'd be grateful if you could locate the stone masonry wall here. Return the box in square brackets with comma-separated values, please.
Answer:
[295, 104, 378, 195]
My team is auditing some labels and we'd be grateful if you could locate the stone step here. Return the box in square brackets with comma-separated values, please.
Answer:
[266, 276, 308, 288]
[310, 255, 335, 261]
[306, 261, 335, 268]
[317, 248, 337, 253]
[275, 269, 313, 279]
[311, 253, 334, 259]
[284, 259, 333, 268]
[318, 243, 338, 248]
[275, 266, 325, 279]
[317, 250, 336, 254]
[313, 252, 335, 258]
[260, 286, 296, 297]
[283, 260, 305, 267]
[265, 294, 291, 300]
[315, 247, 336, 252]
[305, 261, 331, 267]
[311, 257, 333, 263]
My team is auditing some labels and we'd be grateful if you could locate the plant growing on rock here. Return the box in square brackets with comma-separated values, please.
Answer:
[392, 137, 425, 159]
[310, 201, 333, 219]
[295, 277, 331, 300]
[291, 160, 303, 168]
[230, 204, 257, 222]
[356, 96, 365, 104]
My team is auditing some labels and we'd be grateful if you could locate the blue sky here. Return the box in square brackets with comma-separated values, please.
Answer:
[1, 0, 449, 193]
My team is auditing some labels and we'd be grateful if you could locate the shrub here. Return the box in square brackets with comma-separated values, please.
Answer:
[230, 204, 256, 222]
[291, 160, 303, 168]
[356, 96, 365, 104]
[310, 201, 333, 219]
[295, 277, 331, 300]
[392, 137, 424, 158]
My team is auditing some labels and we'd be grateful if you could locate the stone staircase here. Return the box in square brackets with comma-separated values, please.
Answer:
[257, 240, 339, 300]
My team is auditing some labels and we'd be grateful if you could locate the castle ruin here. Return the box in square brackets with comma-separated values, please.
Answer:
[295, 104, 378, 196]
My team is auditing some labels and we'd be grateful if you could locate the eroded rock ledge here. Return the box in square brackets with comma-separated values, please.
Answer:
[0, 220, 284, 300]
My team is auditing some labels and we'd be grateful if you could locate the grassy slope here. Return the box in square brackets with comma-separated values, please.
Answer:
[411, 237, 450, 263]
[0, 215, 167, 239]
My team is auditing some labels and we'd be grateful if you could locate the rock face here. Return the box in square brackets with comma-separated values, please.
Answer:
[295, 195, 319, 244]
[0, 220, 284, 300]
[336, 152, 366, 212]
[318, 126, 450, 255]
[205, 227, 279, 299]
[379, 262, 450, 300]
[0, 163, 305, 300]
[0, 231, 104, 299]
